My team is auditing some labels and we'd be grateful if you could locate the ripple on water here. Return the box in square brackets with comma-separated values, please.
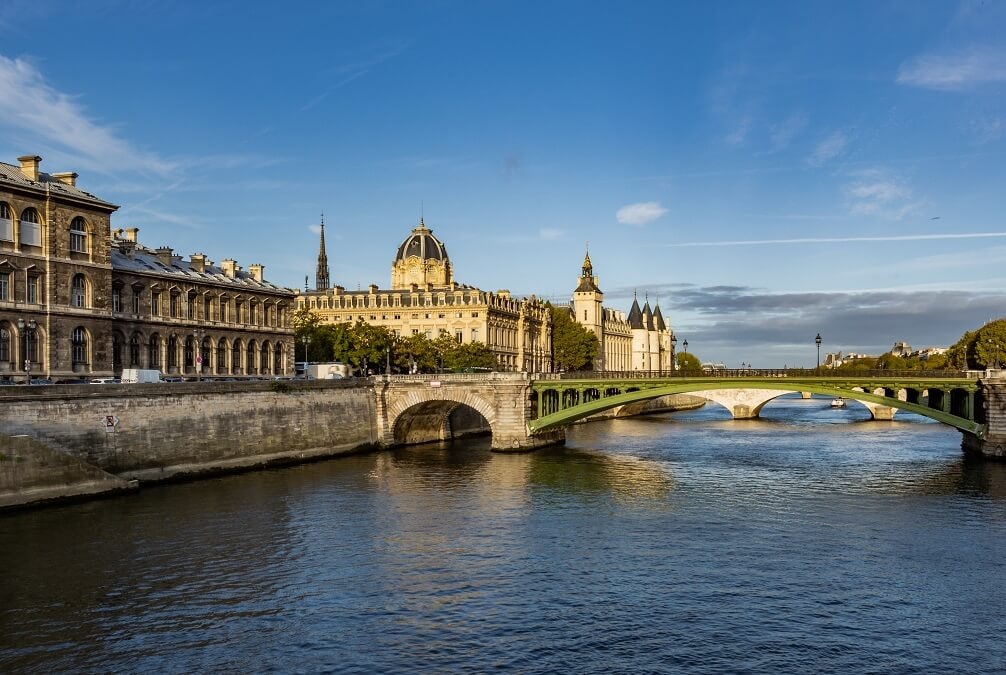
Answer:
[2, 404, 1006, 673]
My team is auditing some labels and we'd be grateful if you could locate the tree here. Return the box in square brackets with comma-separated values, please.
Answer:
[450, 341, 497, 370]
[292, 307, 323, 361]
[346, 321, 395, 373]
[550, 306, 598, 371]
[676, 351, 702, 374]
[975, 320, 1006, 369]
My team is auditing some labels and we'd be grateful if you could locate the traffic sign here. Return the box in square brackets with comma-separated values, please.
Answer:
[103, 415, 120, 433]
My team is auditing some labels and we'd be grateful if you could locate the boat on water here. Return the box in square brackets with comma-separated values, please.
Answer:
[831, 397, 846, 408]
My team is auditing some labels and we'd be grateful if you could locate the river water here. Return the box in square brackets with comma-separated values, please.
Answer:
[2, 396, 1005, 673]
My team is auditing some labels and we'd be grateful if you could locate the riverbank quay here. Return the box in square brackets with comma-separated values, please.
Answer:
[0, 380, 380, 511]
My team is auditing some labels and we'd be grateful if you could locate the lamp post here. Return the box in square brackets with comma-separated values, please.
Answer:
[815, 333, 822, 373]
[193, 328, 204, 382]
[683, 339, 688, 353]
[385, 344, 392, 375]
[17, 318, 36, 385]
[670, 334, 677, 373]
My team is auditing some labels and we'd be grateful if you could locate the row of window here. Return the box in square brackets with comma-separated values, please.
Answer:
[0, 203, 89, 252]
[0, 271, 41, 303]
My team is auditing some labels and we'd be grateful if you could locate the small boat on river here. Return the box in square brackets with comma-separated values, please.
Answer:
[831, 397, 846, 408]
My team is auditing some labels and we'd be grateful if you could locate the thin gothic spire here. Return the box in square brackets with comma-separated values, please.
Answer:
[316, 212, 330, 291]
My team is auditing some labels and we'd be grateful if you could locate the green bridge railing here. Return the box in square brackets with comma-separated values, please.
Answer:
[528, 371, 985, 437]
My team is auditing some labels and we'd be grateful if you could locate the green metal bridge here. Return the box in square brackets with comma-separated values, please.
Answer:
[529, 370, 985, 437]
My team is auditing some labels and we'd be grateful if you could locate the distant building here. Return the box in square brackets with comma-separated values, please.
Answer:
[297, 218, 552, 372]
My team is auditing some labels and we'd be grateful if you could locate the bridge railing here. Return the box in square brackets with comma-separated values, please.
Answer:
[536, 368, 971, 380]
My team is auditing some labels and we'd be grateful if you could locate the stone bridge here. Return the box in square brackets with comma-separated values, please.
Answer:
[374, 373, 564, 451]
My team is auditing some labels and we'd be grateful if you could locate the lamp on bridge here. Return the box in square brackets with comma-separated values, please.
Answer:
[17, 318, 37, 385]
[193, 328, 205, 382]
[683, 339, 688, 353]
[815, 333, 822, 372]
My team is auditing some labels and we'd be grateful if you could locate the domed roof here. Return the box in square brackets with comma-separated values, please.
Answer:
[395, 218, 449, 263]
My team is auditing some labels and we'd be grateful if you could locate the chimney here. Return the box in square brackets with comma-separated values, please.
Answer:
[221, 259, 237, 278]
[155, 246, 173, 267]
[117, 239, 136, 258]
[52, 172, 78, 187]
[249, 263, 264, 282]
[18, 155, 41, 182]
[190, 253, 207, 273]
[368, 283, 379, 294]
[123, 227, 139, 243]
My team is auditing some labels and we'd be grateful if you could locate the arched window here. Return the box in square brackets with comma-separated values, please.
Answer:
[200, 338, 210, 372]
[273, 343, 283, 374]
[231, 339, 242, 374]
[247, 341, 257, 374]
[167, 336, 178, 368]
[0, 203, 12, 241]
[184, 337, 195, 369]
[260, 342, 270, 373]
[71, 274, 87, 308]
[216, 339, 227, 374]
[69, 217, 87, 253]
[148, 334, 161, 368]
[71, 327, 88, 366]
[0, 325, 10, 363]
[130, 333, 141, 366]
[20, 208, 41, 247]
[112, 331, 124, 368]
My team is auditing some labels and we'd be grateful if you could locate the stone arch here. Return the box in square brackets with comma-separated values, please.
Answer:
[386, 389, 498, 446]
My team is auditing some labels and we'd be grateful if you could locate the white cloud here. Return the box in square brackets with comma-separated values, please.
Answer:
[769, 112, 807, 151]
[724, 117, 751, 146]
[616, 201, 668, 226]
[0, 54, 174, 175]
[662, 232, 1006, 248]
[808, 130, 849, 166]
[538, 227, 564, 240]
[970, 115, 1004, 143]
[897, 46, 1006, 90]
[844, 170, 920, 220]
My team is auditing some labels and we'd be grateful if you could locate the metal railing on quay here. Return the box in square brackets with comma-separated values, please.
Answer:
[540, 368, 972, 380]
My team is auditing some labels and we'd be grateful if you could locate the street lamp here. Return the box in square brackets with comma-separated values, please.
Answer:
[385, 344, 392, 375]
[670, 334, 677, 373]
[815, 333, 822, 373]
[683, 339, 688, 353]
[17, 318, 36, 385]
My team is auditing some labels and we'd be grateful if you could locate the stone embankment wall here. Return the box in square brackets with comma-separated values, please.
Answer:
[0, 380, 378, 509]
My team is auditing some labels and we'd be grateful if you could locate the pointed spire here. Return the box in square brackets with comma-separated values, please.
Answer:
[315, 212, 330, 291]
[575, 244, 601, 293]
[627, 291, 644, 329]
[642, 294, 655, 331]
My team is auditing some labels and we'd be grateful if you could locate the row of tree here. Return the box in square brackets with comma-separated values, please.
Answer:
[294, 308, 496, 373]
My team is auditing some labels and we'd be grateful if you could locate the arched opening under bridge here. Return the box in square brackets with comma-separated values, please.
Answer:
[391, 400, 494, 446]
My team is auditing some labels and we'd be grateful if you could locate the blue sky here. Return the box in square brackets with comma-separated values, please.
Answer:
[2, 1, 1005, 366]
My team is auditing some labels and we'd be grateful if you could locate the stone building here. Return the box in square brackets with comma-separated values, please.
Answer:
[568, 251, 675, 373]
[0, 154, 294, 382]
[296, 218, 553, 372]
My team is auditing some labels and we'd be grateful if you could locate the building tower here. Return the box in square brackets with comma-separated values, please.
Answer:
[316, 213, 330, 291]
[390, 217, 453, 289]
[572, 248, 605, 369]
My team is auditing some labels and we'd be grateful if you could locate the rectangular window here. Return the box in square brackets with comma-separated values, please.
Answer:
[412, 329, 419, 335]
[221, 302, 228, 322]
[70, 230, 86, 253]
[205, 298, 212, 320]
[394, 314, 401, 320]
[187, 298, 195, 319]
[131, 291, 140, 313]
[455, 330, 463, 343]
[170, 295, 179, 318]
[0, 272, 8, 301]
[151, 292, 161, 316]
[20, 220, 41, 247]
[112, 287, 121, 312]
[471, 312, 479, 318]
[27, 276, 39, 304]
[471, 328, 478, 342]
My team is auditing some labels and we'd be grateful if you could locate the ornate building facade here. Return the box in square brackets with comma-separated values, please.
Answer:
[296, 219, 553, 372]
[0, 154, 295, 382]
[569, 251, 675, 373]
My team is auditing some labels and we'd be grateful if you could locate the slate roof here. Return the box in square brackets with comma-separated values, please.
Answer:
[395, 218, 449, 263]
[0, 162, 117, 210]
[111, 245, 292, 294]
[627, 297, 644, 329]
[652, 304, 667, 331]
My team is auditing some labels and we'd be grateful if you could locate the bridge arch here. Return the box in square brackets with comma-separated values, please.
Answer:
[529, 380, 984, 437]
[386, 389, 498, 446]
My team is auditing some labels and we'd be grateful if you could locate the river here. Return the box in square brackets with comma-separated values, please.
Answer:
[2, 395, 1005, 673]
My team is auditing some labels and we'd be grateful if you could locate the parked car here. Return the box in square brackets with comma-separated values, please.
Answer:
[27, 378, 53, 385]
[160, 376, 184, 383]
[89, 377, 121, 384]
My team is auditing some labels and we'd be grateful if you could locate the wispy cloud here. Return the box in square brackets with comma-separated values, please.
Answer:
[970, 114, 1004, 143]
[897, 46, 1006, 90]
[538, 227, 564, 241]
[769, 111, 807, 151]
[616, 201, 668, 226]
[0, 54, 174, 175]
[808, 130, 849, 166]
[661, 232, 1006, 248]
[302, 42, 409, 112]
[724, 116, 751, 146]
[845, 169, 920, 220]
